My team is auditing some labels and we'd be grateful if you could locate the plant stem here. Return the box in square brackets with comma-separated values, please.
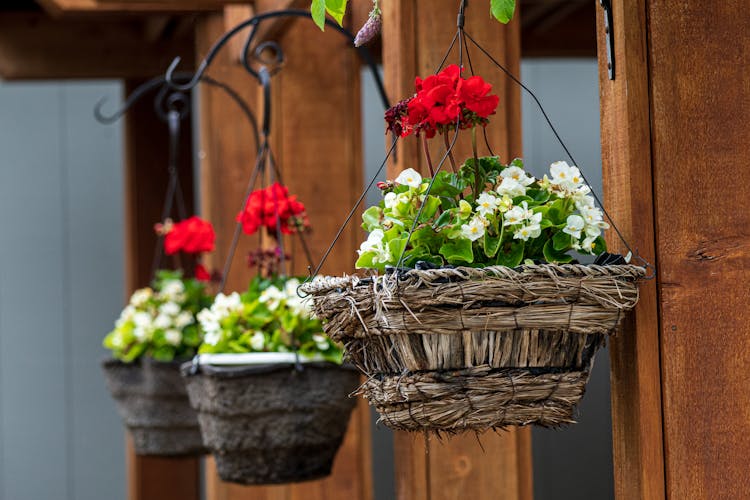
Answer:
[443, 130, 457, 172]
[471, 126, 480, 197]
[422, 134, 435, 176]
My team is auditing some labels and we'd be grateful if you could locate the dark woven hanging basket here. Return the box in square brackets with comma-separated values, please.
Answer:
[301, 263, 646, 432]
[101, 357, 206, 456]
[181, 361, 360, 485]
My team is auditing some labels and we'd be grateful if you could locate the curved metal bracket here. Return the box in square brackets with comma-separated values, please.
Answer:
[165, 9, 389, 111]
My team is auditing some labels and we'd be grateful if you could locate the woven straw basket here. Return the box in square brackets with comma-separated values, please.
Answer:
[302, 263, 646, 432]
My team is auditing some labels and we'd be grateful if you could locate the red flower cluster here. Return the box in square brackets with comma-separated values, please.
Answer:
[194, 263, 211, 282]
[164, 216, 216, 255]
[237, 182, 309, 237]
[385, 65, 499, 138]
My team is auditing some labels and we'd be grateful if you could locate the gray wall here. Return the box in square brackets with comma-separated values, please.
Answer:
[522, 59, 614, 500]
[361, 59, 612, 500]
[0, 81, 126, 500]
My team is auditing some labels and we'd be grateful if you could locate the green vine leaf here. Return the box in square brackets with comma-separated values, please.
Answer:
[325, 0, 348, 27]
[311, 0, 326, 30]
[490, 0, 516, 24]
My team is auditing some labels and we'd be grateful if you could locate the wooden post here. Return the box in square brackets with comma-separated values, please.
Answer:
[595, 2, 665, 499]
[123, 79, 201, 500]
[599, 0, 750, 498]
[381, 2, 532, 499]
[195, 8, 373, 500]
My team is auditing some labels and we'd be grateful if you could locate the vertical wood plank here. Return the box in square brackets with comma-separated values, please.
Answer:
[196, 7, 373, 500]
[382, 2, 531, 499]
[646, 1, 750, 498]
[595, 1, 665, 499]
[123, 78, 200, 500]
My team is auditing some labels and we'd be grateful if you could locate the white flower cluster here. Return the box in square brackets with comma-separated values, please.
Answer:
[197, 292, 243, 346]
[550, 161, 609, 252]
[114, 279, 194, 347]
[197, 279, 313, 348]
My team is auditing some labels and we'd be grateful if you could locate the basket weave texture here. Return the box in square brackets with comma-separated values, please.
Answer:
[182, 362, 359, 485]
[101, 358, 206, 456]
[302, 264, 645, 431]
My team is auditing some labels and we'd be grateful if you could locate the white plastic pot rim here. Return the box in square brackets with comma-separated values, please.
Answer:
[194, 352, 326, 366]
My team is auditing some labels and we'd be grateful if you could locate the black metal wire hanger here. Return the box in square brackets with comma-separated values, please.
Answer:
[304, 0, 653, 285]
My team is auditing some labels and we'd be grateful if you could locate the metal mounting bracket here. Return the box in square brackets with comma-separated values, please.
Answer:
[600, 0, 615, 80]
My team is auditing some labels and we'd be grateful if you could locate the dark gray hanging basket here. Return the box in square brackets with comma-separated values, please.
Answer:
[102, 357, 206, 456]
[181, 361, 359, 485]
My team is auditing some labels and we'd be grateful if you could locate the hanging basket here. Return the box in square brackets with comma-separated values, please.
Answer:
[181, 358, 359, 485]
[101, 358, 206, 456]
[302, 263, 646, 432]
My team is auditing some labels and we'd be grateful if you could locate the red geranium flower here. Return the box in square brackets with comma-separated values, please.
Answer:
[194, 263, 211, 282]
[164, 216, 216, 255]
[384, 64, 499, 138]
[237, 182, 309, 237]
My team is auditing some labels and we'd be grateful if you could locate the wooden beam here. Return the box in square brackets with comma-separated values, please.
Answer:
[195, 9, 373, 500]
[36, 0, 233, 16]
[596, 1, 665, 499]
[382, 2, 532, 499]
[645, 1, 750, 498]
[0, 12, 195, 80]
[123, 78, 201, 500]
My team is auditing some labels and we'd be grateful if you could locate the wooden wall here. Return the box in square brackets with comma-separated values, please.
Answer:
[598, 0, 750, 498]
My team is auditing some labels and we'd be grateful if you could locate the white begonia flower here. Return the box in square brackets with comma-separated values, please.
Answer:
[563, 214, 585, 239]
[204, 330, 221, 346]
[159, 301, 180, 317]
[174, 311, 194, 329]
[476, 192, 500, 217]
[161, 280, 185, 301]
[130, 288, 152, 307]
[153, 314, 172, 330]
[500, 166, 535, 187]
[250, 331, 265, 351]
[133, 311, 152, 329]
[284, 279, 313, 318]
[571, 185, 593, 205]
[259, 285, 285, 311]
[580, 236, 597, 253]
[514, 222, 542, 241]
[461, 216, 487, 241]
[197, 308, 220, 335]
[213, 292, 243, 317]
[313, 334, 330, 351]
[498, 195, 513, 213]
[503, 201, 535, 227]
[133, 327, 150, 342]
[549, 161, 584, 192]
[496, 177, 526, 198]
[115, 305, 136, 328]
[357, 228, 392, 265]
[164, 329, 182, 346]
[395, 168, 422, 188]
[383, 192, 398, 209]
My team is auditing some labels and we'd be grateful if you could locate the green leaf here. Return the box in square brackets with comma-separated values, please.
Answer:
[593, 236, 607, 255]
[324, 0, 348, 26]
[490, 0, 515, 23]
[362, 206, 382, 231]
[388, 237, 407, 263]
[526, 188, 550, 204]
[439, 238, 474, 264]
[496, 241, 524, 267]
[483, 232, 502, 258]
[311, 0, 326, 30]
[419, 195, 442, 222]
[552, 230, 572, 251]
[543, 239, 573, 264]
[355, 251, 378, 270]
